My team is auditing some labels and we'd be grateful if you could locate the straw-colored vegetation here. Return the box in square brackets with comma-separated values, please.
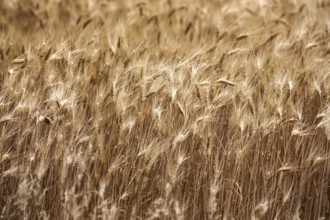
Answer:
[0, 0, 329, 219]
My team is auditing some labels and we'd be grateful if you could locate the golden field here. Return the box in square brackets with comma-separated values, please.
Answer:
[0, 0, 329, 219]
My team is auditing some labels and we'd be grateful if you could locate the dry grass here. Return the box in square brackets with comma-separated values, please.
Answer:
[0, 0, 329, 219]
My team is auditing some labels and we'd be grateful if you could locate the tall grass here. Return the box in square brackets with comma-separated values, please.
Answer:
[0, 0, 329, 219]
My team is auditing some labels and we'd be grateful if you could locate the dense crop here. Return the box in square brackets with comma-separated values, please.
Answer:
[0, 0, 329, 219]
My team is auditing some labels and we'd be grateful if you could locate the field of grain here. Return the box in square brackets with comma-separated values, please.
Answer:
[0, 0, 329, 219]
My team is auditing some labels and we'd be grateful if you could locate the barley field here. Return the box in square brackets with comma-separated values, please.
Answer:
[0, 0, 329, 219]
